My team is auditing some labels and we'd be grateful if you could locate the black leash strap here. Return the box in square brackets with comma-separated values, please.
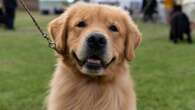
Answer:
[18, 0, 57, 51]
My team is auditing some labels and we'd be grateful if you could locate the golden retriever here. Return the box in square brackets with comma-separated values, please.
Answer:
[47, 2, 141, 110]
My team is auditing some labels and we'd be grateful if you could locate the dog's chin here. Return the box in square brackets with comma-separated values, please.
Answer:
[81, 67, 104, 76]
[72, 52, 115, 76]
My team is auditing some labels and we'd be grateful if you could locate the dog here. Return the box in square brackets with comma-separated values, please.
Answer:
[47, 3, 141, 110]
[169, 5, 193, 44]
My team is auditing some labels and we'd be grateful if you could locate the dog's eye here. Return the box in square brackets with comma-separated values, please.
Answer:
[76, 21, 87, 28]
[109, 25, 118, 32]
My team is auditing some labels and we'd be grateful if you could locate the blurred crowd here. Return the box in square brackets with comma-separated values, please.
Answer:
[0, 0, 194, 44]
[142, 0, 184, 23]
[0, 0, 17, 30]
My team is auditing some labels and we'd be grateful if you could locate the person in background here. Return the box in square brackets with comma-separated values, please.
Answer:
[2, 0, 17, 30]
[164, 0, 174, 23]
[142, 0, 147, 13]
[0, 2, 5, 26]
[0, 0, 7, 27]
[142, 0, 158, 22]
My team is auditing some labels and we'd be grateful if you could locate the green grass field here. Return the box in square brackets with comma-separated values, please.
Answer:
[0, 11, 195, 110]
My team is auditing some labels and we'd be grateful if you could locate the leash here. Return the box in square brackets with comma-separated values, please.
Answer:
[18, 0, 59, 52]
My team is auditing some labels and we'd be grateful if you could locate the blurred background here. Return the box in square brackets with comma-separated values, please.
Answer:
[0, 0, 195, 110]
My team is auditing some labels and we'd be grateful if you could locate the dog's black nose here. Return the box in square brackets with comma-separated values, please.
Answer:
[87, 33, 107, 49]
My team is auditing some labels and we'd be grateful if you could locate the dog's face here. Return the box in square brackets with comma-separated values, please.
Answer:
[48, 3, 141, 76]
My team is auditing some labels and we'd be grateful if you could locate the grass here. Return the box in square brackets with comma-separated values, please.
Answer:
[0, 11, 195, 110]
[134, 22, 195, 110]
[0, 11, 56, 110]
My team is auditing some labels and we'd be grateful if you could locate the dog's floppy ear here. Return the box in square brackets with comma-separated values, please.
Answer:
[48, 12, 69, 55]
[124, 15, 142, 61]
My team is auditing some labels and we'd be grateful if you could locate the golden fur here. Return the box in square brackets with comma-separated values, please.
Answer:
[47, 2, 141, 110]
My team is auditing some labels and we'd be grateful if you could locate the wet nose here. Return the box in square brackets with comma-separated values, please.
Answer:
[87, 33, 107, 49]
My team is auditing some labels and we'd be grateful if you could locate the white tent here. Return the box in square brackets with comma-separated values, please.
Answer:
[182, 0, 195, 21]
[183, 0, 195, 5]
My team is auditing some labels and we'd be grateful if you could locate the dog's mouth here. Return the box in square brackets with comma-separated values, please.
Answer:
[72, 52, 115, 70]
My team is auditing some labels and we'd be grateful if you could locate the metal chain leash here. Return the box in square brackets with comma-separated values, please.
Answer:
[18, 0, 56, 50]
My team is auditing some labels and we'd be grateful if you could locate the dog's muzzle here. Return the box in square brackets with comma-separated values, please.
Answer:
[72, 32, 115, 76]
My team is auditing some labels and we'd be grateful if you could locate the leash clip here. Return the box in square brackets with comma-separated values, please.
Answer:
[42, 32, 56, 49]
[48, 42, 56, 49]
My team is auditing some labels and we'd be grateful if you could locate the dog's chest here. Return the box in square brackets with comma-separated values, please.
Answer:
[48, 67, 135, 110]
[62, 83, 130, 110]
[49, 77, 133, 110]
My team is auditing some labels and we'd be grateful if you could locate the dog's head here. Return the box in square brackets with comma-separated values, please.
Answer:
[48, 3, 141, 76]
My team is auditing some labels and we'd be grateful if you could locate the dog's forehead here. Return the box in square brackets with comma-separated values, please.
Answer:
[68, 3, 127, 22]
